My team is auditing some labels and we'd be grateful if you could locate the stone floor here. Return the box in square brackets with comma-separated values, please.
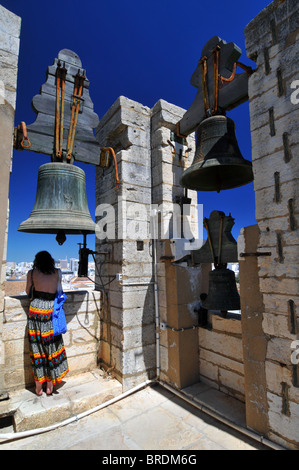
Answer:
[0, 370, 275, 450]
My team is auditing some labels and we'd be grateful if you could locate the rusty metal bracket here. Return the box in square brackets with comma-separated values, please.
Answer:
[13, 122, 31, 150]
[160, 256, 175, 262]
[240, 252, 272, 257]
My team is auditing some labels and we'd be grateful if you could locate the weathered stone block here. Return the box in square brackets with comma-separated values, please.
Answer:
[250, 110, 298, 161]
[255, 179, 298, 221]
[267, 391, 299, 445]
[260, 277, 299, 296]
[0, 5, 21, 38]
[258, 247, 299, 278]
[200, 348, 244, 376]
[258, 223, 299, 248]
[266, 336, 295, 365]
[122, 343, 156, 375]
[151, 99, 186, 131]
[263, 293, 299, 316]
[252, 146, 299, 190]
[0, 29, 20, 57]
[199, 357, 218, 383]
[211, 314, 242, 335]
[198, 328, 243, 363]
[219, 368, 245, 397]
[265, 361, 293, 395]
[263, 311, 294, 339]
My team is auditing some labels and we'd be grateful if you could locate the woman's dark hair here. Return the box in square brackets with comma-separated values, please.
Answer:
[33, 251, 56, 274]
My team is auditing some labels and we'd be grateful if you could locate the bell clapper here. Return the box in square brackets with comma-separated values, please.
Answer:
[56, 230, 66, 245]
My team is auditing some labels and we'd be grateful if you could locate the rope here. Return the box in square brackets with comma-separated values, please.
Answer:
[200, 56, 210, 117]
[55, 61, 67, 159]
[59, 67, 66, 157]
[66, 75, 78, 159]
[66, 71, 85, 161]
[55, 66, 61, 157]
[212, 45, 221, 114]
[218, 213, 224, 265]
[175, 49, 254, 138]
[198, 47, 253, 117]
[203, 217, 215, 263]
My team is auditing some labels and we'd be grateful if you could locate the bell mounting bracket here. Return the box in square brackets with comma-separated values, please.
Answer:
[13, 49, 101, 166]
[176, 36, 254, 139]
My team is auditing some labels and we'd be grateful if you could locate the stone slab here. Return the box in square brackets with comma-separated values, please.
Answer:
[0, 383, 271, 450]
[0, 369, 122, 433]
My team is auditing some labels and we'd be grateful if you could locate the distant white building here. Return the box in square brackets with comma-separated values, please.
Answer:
[70, 258, 79, 273]
[227, 263, 239, 275]
[58, 258, 69, 270]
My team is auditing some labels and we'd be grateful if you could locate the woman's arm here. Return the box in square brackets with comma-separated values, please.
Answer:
[26, 269, 33, 296]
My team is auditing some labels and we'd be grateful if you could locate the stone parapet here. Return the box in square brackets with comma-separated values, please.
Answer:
[2, 290, 101, 391]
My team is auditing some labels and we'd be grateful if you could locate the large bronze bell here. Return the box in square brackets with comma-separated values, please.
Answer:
[202, 265, 240, 312]
[18, 162, 95, 244]
[180, 115, 253, 192]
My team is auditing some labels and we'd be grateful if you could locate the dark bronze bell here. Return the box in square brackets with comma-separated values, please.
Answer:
[180, 115, 253, 192]
[18, 162, 95, 244]
[202, 265, 240, 312]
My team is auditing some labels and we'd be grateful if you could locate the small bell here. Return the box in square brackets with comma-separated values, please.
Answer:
[189, 210, 240, 315]
[180, 115, 253, 192]
[202, 265, 240, 312]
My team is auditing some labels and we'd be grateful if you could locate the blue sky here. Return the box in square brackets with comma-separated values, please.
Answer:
[3, 0, 271, 263]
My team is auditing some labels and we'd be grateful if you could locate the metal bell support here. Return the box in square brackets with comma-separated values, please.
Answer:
[180, 115, 253, 192]
[18, 162, 95, 245]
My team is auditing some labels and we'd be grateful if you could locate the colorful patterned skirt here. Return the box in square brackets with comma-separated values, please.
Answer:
[27, 293, 69, 385]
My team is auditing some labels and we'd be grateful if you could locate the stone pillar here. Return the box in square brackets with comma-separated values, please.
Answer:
[0, 5, 21, 397]
[150, 100, 206, 389]
[245, 0, 299, 449]
[95, 97, 206, 391]
[95, 97, 155, 390]
[238, 225, 268, 434]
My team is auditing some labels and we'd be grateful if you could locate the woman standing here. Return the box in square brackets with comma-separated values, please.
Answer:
[26, 251, 69, 396]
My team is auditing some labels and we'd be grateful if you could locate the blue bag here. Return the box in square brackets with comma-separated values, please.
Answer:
[52, 270, 67, 336]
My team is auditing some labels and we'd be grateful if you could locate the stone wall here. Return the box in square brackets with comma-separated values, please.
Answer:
[2, 290, 101, 391]
[198, 314, 245, 402]
[245, 0, 299, 449]
[0, 5, 21, 398]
